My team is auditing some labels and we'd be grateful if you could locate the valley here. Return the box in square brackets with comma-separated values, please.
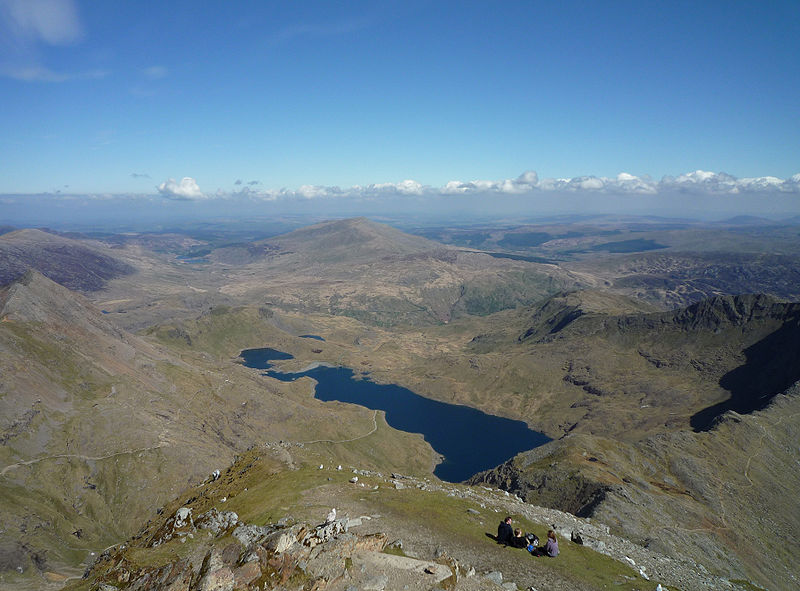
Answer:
[0, 216, 798, 590]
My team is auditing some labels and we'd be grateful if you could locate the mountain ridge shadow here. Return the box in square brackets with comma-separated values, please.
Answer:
[691, 317, 800, 430]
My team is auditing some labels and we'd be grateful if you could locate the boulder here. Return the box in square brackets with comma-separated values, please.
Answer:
[196, 508, 239, 536]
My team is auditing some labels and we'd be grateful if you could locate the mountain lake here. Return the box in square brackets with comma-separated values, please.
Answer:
[239, 347, 550, 482]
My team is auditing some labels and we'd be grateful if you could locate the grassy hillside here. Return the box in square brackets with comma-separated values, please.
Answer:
[470, 385, 800, 591]
[63, 442, 748, 591]
[0, 273, 437, 588]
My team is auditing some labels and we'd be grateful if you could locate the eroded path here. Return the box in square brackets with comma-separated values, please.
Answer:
[0, 444, 167, 477]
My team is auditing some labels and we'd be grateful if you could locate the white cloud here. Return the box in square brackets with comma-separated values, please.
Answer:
[440, 171, 538, 195]
[296, 184, 330, 199]
[143, 65, 168, 79]
[266, 18, 369, 47]
[157, 177, 205, 200]
[191, 170, 800, 203]
[2, 0, 82, 45]
[573, 176, 605, 190]
[615, 172, 657, 194]
[442, 180, 469, 195]
[0, 0, 106, 82]
[656, 170, 800, 194]
[370, 179, 424, 195]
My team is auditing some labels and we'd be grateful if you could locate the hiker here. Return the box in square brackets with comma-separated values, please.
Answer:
[510, 528, 529, 548]
[497, 516, 513, 545]
[542, 530, 559, 557]
[530, 529, 559, 557]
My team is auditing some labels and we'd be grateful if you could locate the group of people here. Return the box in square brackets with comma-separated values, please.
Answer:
[497, 516, 559, 557]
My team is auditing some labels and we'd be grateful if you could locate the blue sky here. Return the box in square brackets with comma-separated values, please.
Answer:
[0, 0, 799, 222]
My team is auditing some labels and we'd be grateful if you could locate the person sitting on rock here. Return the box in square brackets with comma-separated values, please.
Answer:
[497, 516, 513, 545]
[510, 528, 529, 548]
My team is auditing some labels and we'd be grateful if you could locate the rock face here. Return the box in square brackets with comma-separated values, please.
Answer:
[521, 292, 800, 343]
[86, 509, 465, 591]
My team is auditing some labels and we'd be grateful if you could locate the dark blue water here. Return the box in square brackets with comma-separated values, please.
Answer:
[239, 347, 550, 482]
[299, 334, 326, 341]
[240, 348, 294, 366]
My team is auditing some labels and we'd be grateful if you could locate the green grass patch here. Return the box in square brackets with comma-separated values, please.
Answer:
[381, 544, 407, 557]
[356, 486, 662, 590]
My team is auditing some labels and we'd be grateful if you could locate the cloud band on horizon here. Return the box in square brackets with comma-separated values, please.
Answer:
[153, 170, 800, 202]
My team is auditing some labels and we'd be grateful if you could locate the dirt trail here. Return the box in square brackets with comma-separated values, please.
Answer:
[299, 410, 379, 445]
[0, 444, 167, 477]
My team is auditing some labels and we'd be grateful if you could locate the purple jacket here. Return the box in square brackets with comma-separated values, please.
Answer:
[545, 537, 559, 557]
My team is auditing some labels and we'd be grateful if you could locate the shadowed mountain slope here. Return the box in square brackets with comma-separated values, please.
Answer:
[515, 292, 800, 431]
[0, 229, 135, 292]
[520, 292, 800, 343]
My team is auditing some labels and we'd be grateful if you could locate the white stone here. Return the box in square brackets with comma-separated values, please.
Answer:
[174, 507, 193, 528]
[484, 571, 503, 584]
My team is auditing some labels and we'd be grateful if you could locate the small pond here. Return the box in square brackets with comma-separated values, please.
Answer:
[299, 334, 326, 341]
[239, 347, 549, 482]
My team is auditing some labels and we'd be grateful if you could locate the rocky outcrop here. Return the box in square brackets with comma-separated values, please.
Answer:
[468, 457, 611, 518]
[521, 291, 800, 343]
[87, 509, 466, 591]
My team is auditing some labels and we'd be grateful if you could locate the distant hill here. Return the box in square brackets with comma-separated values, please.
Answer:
[262, 217, 444, 263]
[198, 218, 586, 325]
[0, 228, 135, 291]
[717, 215, 775, 226]
[582, 251, 800, 309]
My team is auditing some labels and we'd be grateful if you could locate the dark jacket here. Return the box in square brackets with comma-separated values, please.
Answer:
[497, 521, 513, 545]
[510, 534, 528, 548]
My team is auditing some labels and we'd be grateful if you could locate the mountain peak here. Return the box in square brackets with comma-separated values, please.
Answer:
[265, 217, 444, 262]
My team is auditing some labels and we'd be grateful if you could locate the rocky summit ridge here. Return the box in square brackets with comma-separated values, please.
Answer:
[72, 445, 752, 591]
[520, 291, 800, 343]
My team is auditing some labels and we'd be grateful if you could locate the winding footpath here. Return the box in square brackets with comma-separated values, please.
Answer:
[0, 444, 167, 477]
[299, 410, 379, 445]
